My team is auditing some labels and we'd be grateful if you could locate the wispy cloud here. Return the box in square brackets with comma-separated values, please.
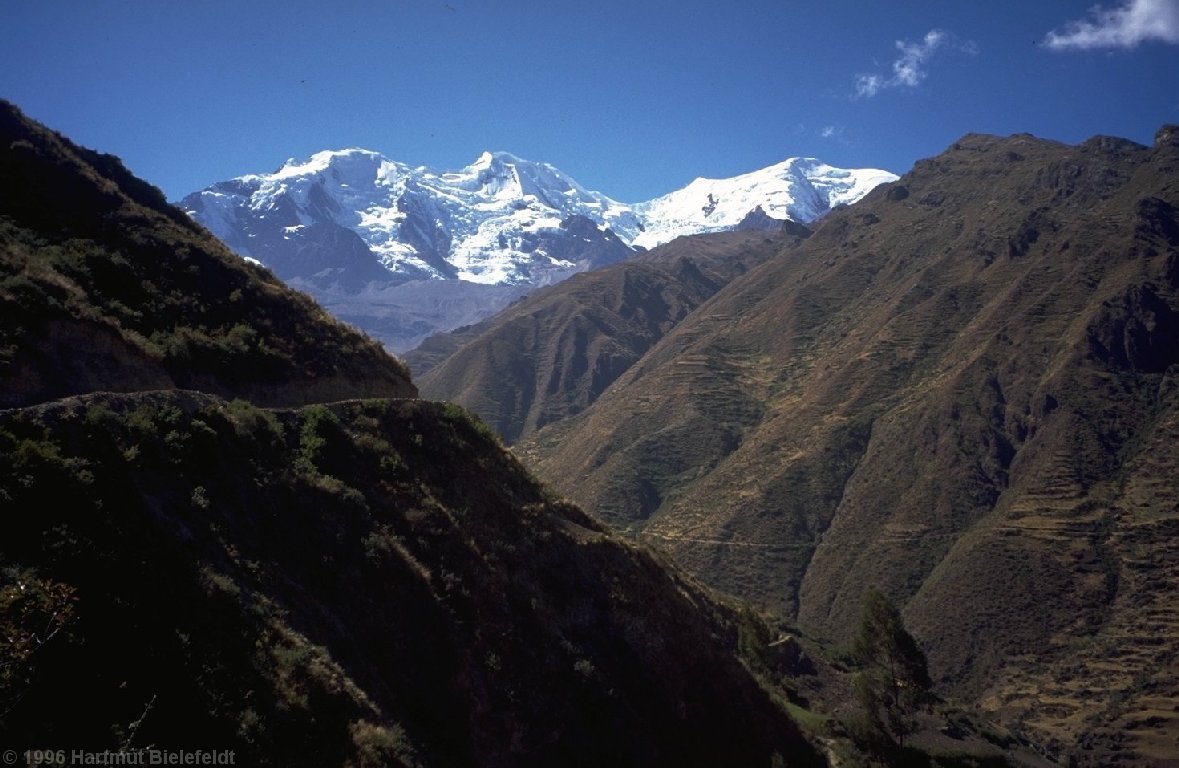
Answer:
[854, 29, 977, 98]
[1044, 0, 1179, 50]
[819, 125, 853, 147]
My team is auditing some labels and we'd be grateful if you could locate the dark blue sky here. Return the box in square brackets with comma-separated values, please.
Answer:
[3, 1, 1178, 202]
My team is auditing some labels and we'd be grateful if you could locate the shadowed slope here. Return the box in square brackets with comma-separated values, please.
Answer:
[0, 394, 822, 767]
[0, 100, 415, 407]
[0, 102, 826, 767]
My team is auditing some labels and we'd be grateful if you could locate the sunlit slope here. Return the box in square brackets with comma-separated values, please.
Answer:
[409, 230, 798, 442]
[521, 128, 1179, 764]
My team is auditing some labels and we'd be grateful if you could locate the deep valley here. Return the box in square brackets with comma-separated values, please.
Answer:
[2, 97, 1177, 767]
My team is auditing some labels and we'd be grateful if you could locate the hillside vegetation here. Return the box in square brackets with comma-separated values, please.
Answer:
[407, 229, 804, 442]
[515, 127, 1179, 765]
[0, 101, 415, 408]
[0, 393, 830, 766]
[0, 101, 841, 766]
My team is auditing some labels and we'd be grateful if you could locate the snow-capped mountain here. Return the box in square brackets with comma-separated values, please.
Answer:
[630, 158, 898, 250]
[183, 149, 639, 287]
[180, 150, 895, 350]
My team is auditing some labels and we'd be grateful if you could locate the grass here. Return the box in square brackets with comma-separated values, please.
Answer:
[785, 701, 829, 737]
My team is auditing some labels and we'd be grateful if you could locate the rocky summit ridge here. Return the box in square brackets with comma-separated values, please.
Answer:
[181, 148, 894, 350]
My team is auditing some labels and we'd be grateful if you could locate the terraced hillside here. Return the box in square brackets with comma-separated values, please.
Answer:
[518, 127, 1179, 765]
[407, 229, 804, 443]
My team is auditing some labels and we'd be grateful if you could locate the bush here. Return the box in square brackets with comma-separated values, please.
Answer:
[296, 405, 341, 475]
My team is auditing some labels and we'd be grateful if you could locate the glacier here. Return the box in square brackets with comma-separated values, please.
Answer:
[630, 158, 898, 250]
[180, 150, 895, 351]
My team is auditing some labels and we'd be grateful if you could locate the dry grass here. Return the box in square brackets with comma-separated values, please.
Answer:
[515, 128, 1179, 764]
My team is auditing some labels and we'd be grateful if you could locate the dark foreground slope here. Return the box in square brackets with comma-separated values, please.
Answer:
[0, 394, 819, 767]
[0, 104, 825, 766]
[0, 100, 415, 408]
[521, 128, 1179, 764]
[407, 229, 800, 443]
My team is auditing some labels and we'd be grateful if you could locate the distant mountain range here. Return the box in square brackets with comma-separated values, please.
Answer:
[180, 150, 895, 350]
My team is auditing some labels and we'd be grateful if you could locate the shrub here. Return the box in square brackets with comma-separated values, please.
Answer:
[225, 399, 285, 446]
[296, 405, 341, 475]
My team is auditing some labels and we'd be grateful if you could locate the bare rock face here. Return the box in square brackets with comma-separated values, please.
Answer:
[1155, 123, 1179, 150]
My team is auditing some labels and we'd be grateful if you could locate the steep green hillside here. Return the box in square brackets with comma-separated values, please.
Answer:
[519, 128, 1179, 765]
[407, 230, 798, 443]
[0, 100, 415, 407]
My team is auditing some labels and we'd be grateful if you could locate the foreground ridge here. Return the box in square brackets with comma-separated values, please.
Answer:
[0, 99, 830, 767]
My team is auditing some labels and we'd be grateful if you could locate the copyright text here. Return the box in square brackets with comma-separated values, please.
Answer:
[6, 750, 235, 766]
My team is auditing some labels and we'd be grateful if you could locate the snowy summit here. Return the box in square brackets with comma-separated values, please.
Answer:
[631, 158, 898, 250]
[180, 150, 896, 349]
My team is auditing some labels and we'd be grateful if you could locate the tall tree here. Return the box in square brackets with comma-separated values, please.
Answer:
[852, 588, 932, 752]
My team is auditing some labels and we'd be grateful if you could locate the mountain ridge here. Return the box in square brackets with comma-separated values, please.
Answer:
[181, 148, 894, 350]
[0, 100, 416, 409]
[1, 97, 1095, 767]
[406, 228, 807, 443]
[0, 97, 837, 768]
[509, 126, 1179, 765]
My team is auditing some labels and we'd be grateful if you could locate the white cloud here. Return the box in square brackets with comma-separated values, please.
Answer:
[819, 125, 851, 146]
[854, 29, 977, 99]
[1045, 0, 1179, 50]
[855, 74, 884, 98]
[894, 29, 947, 86]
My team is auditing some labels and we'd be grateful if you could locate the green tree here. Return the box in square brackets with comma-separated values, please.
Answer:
[851, 588, 932, 754]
